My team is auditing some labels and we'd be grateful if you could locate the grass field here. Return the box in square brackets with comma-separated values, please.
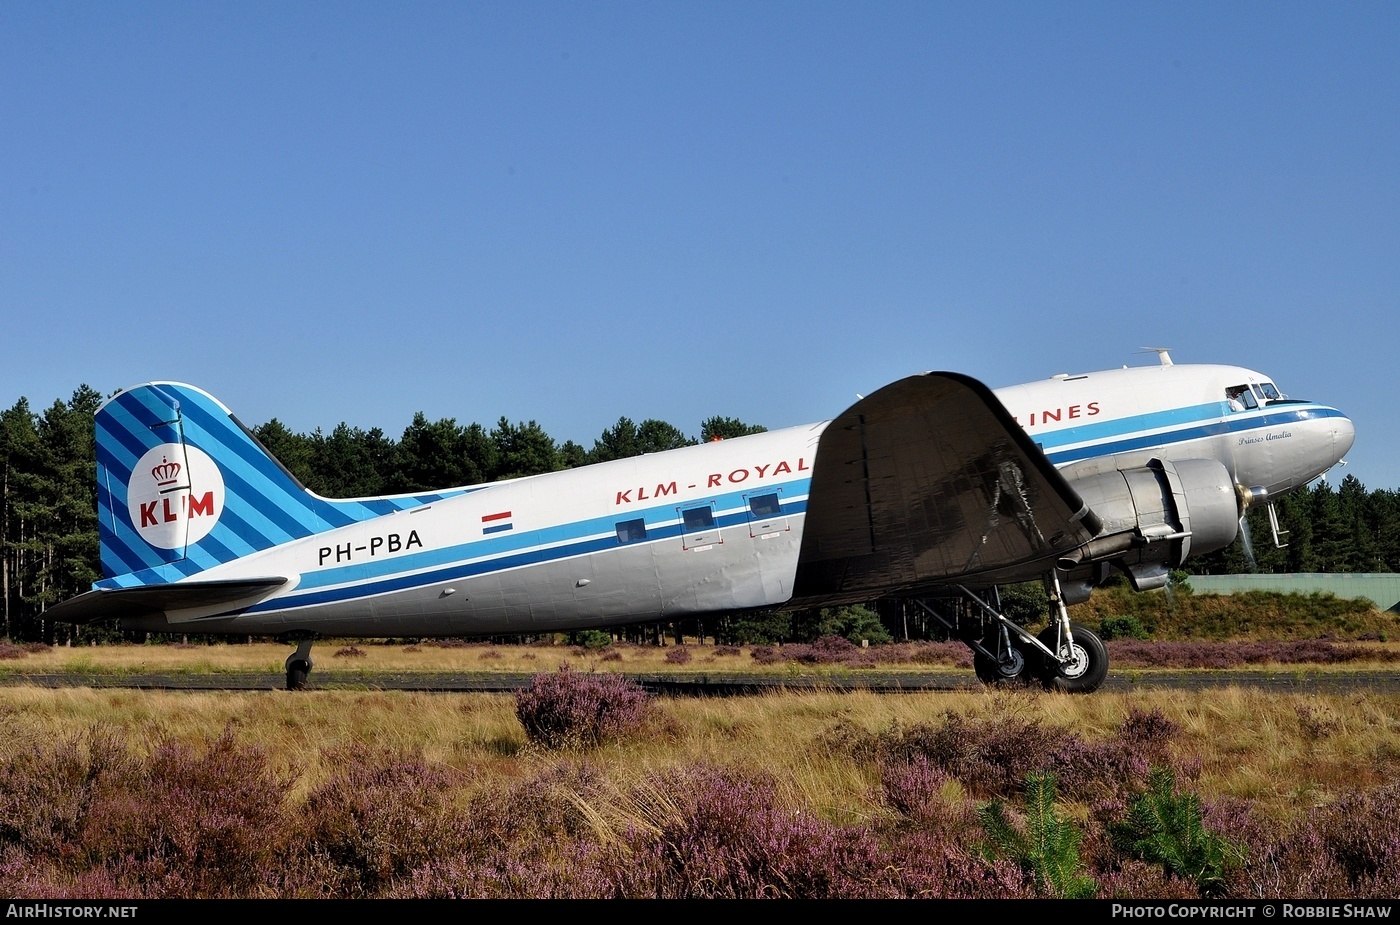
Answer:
[3, 634, 1399, 677]
[2, 681, 1394, 815]
[0, 676, 1396, 897]
[2, 593, 1398, 898]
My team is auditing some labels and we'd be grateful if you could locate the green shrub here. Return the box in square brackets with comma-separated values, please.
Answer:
[571, 630, 612, 650]
[1168, 570, 1193, 594]
[813, 604, 893, 645]
[1099, 615, 1151, 640]
[995, 581, 1050, 626]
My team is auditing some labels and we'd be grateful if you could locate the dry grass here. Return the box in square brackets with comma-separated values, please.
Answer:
[6, 637, 1400, 675]
[1, 682, 1395, 827]
[0, 640, 859, 676]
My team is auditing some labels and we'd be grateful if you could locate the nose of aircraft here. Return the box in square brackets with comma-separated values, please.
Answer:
[1239, 403, 1357, 502]
[1328, 407, 1356, 464]
[1306, 405, 1356, 484]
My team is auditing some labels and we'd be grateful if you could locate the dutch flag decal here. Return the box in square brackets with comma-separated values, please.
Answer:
[482, 510, 513, 535]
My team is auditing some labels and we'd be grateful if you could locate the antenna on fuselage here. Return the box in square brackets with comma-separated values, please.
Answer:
[1139, 346, 1173, 367]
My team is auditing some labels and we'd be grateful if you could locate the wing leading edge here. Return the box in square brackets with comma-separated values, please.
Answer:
[789, 371, 1102, 608]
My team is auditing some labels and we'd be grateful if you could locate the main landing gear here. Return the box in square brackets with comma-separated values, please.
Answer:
[283, 636, 315, 691]
[915, 571, 1108, 694]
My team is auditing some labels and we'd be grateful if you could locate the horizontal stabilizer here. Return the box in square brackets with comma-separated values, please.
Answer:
[43, 577, 289, 624]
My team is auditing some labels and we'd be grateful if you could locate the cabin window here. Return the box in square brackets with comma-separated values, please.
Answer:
[682, 506, 715, 531]
[615, 518, 647, 544]
[748, 492, 781, 517]
[679, 504, 722, 549]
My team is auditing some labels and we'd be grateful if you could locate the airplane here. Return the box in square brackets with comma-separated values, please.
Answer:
[47, 350, 1354, 692]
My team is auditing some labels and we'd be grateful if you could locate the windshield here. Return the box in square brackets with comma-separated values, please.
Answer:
[1229, 381, 1288, 410]
[1225, 385, 1257, 411]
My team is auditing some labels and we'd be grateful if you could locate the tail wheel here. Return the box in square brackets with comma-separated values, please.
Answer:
[286, 659, 311, 691]
[973, 636, 1031, 686]
[1035, 622, 1108, 694]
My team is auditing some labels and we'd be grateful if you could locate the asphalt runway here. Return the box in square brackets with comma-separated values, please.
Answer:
[4, 669, 1399, 695]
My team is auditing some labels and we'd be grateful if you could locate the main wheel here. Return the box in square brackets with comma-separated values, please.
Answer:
[973, 635, 1031, 686]
[1035, 622, 1108, 694]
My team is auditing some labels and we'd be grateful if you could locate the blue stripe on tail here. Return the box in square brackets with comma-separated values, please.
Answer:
[94, 382, 470, 587]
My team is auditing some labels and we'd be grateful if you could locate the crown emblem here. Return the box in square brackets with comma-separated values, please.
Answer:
[151, 456, 182, 486]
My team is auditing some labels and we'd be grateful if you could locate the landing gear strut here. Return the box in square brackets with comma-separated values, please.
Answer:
[913, 571, 1108, 694]
[1034, 572, 1108, 694]
[284, 637, 315, 691]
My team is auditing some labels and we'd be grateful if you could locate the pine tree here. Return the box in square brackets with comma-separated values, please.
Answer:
[1111, 766, 1245, 897]
[978, 771, 1097, 898]
[490, 418, 561, 480]
[1, 398, 41, 639]
[700, 415, 767, 441]
[310, 423, 396, 497]
[253, 419, 317, 488]
[390, 414, 490, 491]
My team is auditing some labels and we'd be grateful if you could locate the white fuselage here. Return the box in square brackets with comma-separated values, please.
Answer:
[150, 363, 1353, 636]
[995, 363, 1351, 499]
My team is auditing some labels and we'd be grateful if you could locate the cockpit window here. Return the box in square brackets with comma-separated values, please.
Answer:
[1225, 385, 1257, 411]
[1258, 382, 1282, 402]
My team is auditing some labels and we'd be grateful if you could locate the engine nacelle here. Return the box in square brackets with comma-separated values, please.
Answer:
[1057, 458, 1241, 592]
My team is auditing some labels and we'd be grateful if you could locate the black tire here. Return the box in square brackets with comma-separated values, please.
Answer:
[973, 636, 1031, 686]
[286, 662, 310, 691]
[1035, 622, 1108, 694]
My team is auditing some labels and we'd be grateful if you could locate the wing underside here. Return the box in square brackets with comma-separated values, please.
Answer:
[789, 372, 1101, 608]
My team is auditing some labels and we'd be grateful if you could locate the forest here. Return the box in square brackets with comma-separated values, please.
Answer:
[3, 385, 1397, 646]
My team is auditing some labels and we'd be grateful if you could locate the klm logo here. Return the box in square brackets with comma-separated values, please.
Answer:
[127, 444, 226, 550]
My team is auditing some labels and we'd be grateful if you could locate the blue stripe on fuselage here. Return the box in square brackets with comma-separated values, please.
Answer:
[293, 478, 811, 592]
[240, 500, 812, 615]
[206, 481, 813, 616]
[1030, 402, 1219, 452]
[1039, 405, 1343, 466]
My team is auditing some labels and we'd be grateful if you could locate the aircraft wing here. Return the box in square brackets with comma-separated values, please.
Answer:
[43, 578, 289, 624]
[789, 371, 1102, 607]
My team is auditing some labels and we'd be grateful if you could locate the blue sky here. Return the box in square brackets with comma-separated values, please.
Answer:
[4, 2, 1397, 489]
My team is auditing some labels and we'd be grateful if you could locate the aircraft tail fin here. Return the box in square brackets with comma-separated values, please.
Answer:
[93, 382, 463, 587]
